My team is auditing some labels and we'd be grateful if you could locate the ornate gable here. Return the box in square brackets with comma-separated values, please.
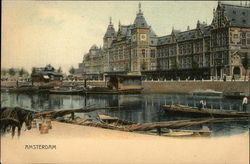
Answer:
[211, 3, 230, 29]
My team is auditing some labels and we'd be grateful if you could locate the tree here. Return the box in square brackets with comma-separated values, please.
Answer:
[69, 66, 75, 75]
[57, 67, 63, 74]
[242, 53, 249, 81]
[1, 69, 7, 76]
[19, 68, 25, 76]
[32, 67, 37, 74]
[8, 68, 16, 76]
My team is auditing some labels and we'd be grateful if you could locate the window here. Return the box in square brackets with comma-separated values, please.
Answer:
[150, 49, 155, 58]
[134, 49, 137, 57]
[142, 49, 146, 58]
[242, 32, 247, 45]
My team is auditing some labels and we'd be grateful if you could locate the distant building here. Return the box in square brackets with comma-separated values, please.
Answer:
[31, 64, 63, 84]
[77, 2, 250, 80]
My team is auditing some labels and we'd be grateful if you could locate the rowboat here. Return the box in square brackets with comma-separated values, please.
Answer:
[162, 105, 249, 117]
[97, 113, 134, 126]
[147, 126, 212, 137]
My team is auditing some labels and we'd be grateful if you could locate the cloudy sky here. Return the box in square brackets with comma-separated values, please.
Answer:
[2, 1, 241, 73]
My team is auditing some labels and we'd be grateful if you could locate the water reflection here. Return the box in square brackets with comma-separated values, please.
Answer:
[1, 92, 249, 136]
[1, 93, 246, 122]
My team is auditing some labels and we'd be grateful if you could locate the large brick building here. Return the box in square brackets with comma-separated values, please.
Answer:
[76, 2, 250, 80]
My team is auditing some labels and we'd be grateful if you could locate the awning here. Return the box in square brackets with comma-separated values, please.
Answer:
[43, 75, 49, 79]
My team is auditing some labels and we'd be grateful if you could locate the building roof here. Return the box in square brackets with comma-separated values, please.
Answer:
[90, 44, 99, 50]
[120, 25, 132, 37]
[223, 4, 250, 28]
[104, 18, 116, 38]
[133, 3, 149, 29]
[176, 30, 197, 42]
[32, 71, 63, 77]
[200, 25, 211, 37]
[157, 35, 172, 46]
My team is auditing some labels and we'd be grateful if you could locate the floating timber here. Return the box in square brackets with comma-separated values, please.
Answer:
[162, 105, 249, 117]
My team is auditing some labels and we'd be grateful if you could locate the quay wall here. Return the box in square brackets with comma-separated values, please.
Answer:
[142, 81, 249, 94]
[1, 81, 249, 94]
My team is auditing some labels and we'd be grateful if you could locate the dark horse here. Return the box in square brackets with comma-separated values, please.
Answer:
[0, 107, 33, 138]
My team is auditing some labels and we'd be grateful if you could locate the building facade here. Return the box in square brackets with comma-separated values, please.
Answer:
[76, 2, 250, 80]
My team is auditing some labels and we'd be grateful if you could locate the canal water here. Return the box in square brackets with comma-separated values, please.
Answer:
[1, 93, 249, 137]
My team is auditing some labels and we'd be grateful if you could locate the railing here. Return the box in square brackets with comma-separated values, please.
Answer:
[142, 78, 249, 82]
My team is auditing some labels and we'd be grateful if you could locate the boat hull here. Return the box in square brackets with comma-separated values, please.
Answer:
[162, 105, 249, 118]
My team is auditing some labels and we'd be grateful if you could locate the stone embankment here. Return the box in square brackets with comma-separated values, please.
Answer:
[1, 80, 249, 94]
[142, 81, 249, 94]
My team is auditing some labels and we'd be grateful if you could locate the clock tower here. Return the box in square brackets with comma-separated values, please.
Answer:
[131, 2, 150, 73]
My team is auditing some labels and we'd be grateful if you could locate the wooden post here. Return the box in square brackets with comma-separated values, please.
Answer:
[84, 79, 87, 88]
[71, 112, 74, 120]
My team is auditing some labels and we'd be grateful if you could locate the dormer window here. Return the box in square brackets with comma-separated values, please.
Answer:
[233, 10, 236, 14]
[232, 18, 235, 22]
[242, 12, 245, 16]
[242, 19, 246, 24]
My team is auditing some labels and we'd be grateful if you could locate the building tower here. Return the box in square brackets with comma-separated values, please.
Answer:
[103, 17, 116, 49]
[130, 2, 150, 73]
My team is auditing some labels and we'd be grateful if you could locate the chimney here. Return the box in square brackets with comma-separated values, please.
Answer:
[187, 26, 190, 31]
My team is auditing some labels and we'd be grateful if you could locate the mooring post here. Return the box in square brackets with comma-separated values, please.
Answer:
[71, 112, 75, 120]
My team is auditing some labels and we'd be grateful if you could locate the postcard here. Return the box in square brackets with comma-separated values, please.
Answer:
[1, 1, 249, 164]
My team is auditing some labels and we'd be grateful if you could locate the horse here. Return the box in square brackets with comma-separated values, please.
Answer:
[0, 107, 33, 138]
[0, 118, 20, 135]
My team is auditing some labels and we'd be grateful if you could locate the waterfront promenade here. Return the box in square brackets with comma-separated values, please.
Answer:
[1, 121, 249, 164]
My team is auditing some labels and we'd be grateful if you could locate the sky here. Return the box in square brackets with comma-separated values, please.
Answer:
[2, 1, 242, 74]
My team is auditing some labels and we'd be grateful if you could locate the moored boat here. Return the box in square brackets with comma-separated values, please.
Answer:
[191, 89, 223, 97]
[147, 126, 212, 137]
[49, 87, 84, 94]
[223, 92, 248, 100]
[84, 87, 143, 94]
[7, 86, 40, 93]
[97, 113, 134, 126]
[162, 105, 249, 117]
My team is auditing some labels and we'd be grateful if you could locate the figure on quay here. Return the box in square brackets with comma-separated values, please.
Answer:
[242, 96, 248, 112]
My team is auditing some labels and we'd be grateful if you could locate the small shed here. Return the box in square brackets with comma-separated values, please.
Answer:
[106, 74, 142, 91]
[31, 72, 63, 83]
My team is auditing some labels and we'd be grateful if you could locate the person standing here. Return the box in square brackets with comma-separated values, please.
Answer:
[203, 100, 207, 109]
[242, 96, 248, 112]
[198, 100, 203, 110]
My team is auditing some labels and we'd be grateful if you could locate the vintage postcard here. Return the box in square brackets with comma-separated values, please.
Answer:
[1, 1, 249, 164]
